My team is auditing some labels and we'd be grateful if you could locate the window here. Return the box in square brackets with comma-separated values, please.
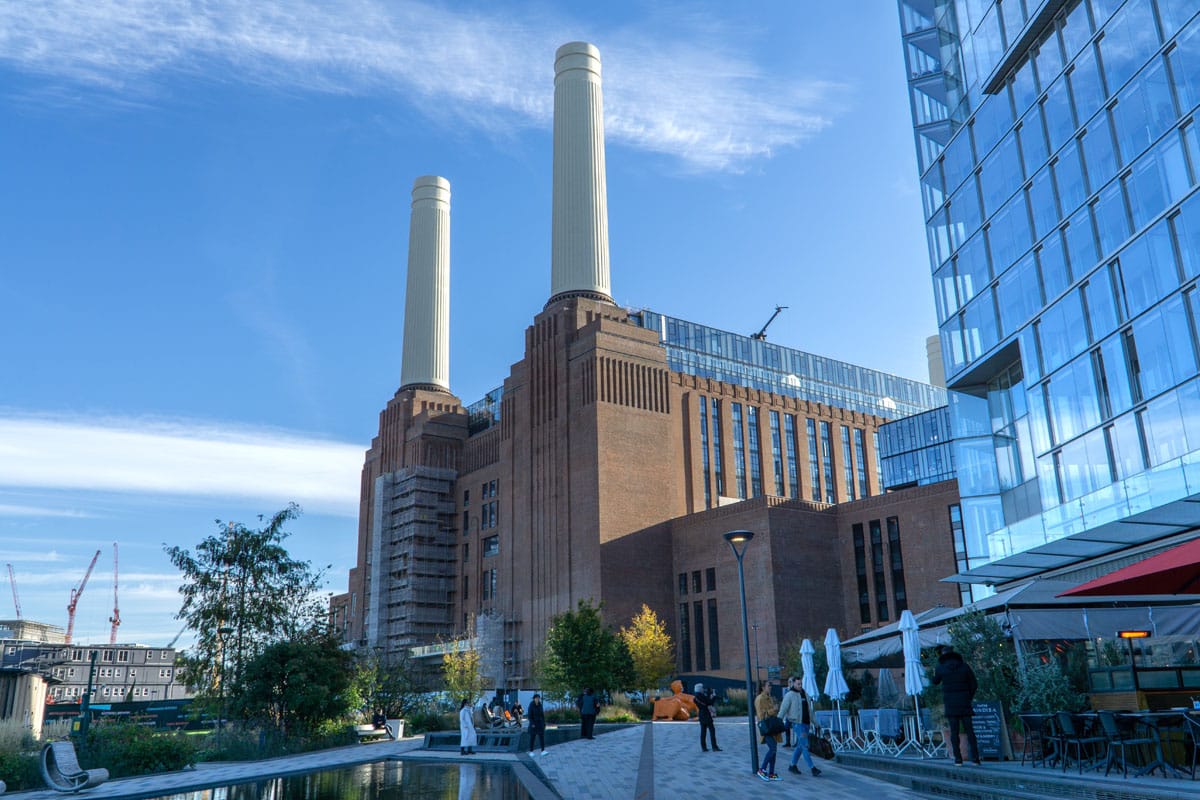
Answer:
[731, 402, 747, 498]
[692, 571, 702, 594]
[852, 524, 870, 624]
[102, 650, 113, 662]
[785, 414, 799, 498]
[693, 601, 706, 671]
[871, 520, 889, 622]
[481, 569, 497, 601]
[462, 543, 469, 562]
[821, 421, 836, 503]
[711, 399, 725, 497]
[700, 396, 712, 508]
[840, 426, 856, 501]
[483, 536, 499, 558]
[747, 406, 763, 497]
[887, 517, 908, 613]
[707, 598, 720, 670]
[770, 410, 785, 495]
[117, 651, 129, 663]
[462, 575, 469, 602]
[462, 510, 470, 535]
[463, 489, 469, 507]
[853, 428, 870, 498]
[160, 668, 172, 678]
[705, 567, 716, 592]
[807, 419, 821, 501]
[679, 603, 692, 672]
[678, 573, 688, 596]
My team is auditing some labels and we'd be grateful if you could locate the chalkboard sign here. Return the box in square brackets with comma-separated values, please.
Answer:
[971, 701, 1005, 760]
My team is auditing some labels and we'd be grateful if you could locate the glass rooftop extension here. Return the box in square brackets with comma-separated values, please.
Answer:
[630, 309, 946, 420]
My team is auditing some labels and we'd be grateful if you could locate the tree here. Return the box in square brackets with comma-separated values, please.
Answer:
[234, 635, 354, 739]
[442, 616, 488, 704]
[946, 610, 1019, 721]
[536, 600, 633, 700]
[619, 605, 674, 696]
[352, 647, 426, 719]
[165, 504, 328, 701]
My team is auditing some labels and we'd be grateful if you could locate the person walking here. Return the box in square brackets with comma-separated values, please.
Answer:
[779, 678, 821, 777]
[694, 683, 720, 752]
[528, 693, 547, 755]
[755, 682, 782, 781]
[932, 645, 980, 766]
[576, 687, 600, 739]
[458, 698, 477, 756]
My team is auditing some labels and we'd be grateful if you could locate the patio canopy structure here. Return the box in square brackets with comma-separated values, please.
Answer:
[842, 579, 1200, 667]
[1058, 538, 1200, 597]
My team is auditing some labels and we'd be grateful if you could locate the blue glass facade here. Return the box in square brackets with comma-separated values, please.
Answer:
[630, 310, 946, 420]
[900, 0, 1200, 584]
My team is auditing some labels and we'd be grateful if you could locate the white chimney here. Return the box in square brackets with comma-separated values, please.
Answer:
[400, 175, 451, 391]
[549, 41, 613, 304]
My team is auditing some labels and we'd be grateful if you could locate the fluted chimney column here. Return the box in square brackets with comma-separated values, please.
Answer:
[549, 41, 613, 305]
[400, 175, 451, 392]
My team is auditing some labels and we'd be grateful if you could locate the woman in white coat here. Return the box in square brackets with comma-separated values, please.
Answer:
[459, 698, 478, 756]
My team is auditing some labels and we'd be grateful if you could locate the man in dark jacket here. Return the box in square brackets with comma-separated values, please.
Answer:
[693, 683, 720, 752]
[576, 688, 600, 739]
[932, 646, 980, 765]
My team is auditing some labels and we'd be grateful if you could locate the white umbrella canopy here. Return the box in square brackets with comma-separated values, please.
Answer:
[898, 609, 929, 756]
[823, 628, 849, 699]
[878, 667, 900, 706]
[823, 628, 850, 742]
[900, 610, 925, 697]
[800, 638, 819, 699]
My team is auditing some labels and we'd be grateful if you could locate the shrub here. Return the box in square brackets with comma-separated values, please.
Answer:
[82, 722, 198, 778]
[545, 707, 580, 724]
[631, 701, 654, 720]
[1015, 659, 1086, 715]
[597, 706, 637, 723]
[0, 749, 42, 791]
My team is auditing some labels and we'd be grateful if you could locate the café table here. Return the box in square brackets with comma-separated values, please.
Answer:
[1118, 710, 1188, 778]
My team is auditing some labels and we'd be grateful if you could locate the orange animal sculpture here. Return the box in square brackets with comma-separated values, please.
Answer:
[652, 680, 698, 721]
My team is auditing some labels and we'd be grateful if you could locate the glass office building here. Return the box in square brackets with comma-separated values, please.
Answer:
[899, 0, 1200, 586]
[631, 309, 946, 420]
[879, 405, 958, 489]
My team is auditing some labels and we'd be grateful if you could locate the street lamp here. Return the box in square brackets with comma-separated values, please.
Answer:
[751, 623, 762, 684]
[724, 529, 759, 774]
[217, 626, 234, 748]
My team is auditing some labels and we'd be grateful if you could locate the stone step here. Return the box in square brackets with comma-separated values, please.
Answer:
[836, 752, 1200, 800]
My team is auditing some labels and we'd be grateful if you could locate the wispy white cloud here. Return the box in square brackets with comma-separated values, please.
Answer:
[0, 0, 836, 170]
[0, 503, 93, 518]
[0, 413, 362, 516]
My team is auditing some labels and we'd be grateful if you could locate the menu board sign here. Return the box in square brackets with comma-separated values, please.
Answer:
[972, 701, 1005, 759]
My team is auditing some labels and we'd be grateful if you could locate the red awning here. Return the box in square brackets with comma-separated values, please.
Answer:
[1059, 538, 1200, 597]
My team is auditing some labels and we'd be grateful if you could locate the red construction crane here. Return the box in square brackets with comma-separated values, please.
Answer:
[109, 542, 121, 645]
[5, 564, 20, 619]
[65, 549, 101, 645]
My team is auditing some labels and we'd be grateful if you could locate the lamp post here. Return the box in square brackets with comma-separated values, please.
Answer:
[217, 626, 234, 748]
[751, 623, 762, 684]
[724, 529, 759, 774]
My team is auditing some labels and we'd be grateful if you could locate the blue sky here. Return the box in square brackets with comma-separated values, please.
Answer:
[0, 1, 936, 647]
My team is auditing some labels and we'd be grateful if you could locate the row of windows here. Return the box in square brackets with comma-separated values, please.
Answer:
[678, 568, 717, 596]
[695, 398, 873, 506]
[49, 685, 166, 699]
[678, 598, 721, 673]
[851, 517, 909, 626]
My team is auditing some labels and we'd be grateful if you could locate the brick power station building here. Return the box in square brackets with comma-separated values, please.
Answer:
[330, 42, 963, 689]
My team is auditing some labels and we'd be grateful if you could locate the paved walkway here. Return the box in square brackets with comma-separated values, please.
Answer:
[7, 722, 936, 799]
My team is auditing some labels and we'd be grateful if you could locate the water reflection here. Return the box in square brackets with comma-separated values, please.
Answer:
[150, 761, 531, 800]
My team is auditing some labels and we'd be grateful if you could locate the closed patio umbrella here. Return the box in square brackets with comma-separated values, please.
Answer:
[800, 638, 819, 699]
[878, 667, 899, 707]
[899, 609, 928, 756]
[823, 628, 850, 740]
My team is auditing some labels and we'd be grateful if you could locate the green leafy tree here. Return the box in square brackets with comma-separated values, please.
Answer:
[165, 504, 329, 702]
[352, 647, 426, 719]
[442, 616, 489, 704]
[619, 605, 675, 696]
[536, 599, 633, 700]
[944, 610, 1019, 722]
[234, 635, 354, 739]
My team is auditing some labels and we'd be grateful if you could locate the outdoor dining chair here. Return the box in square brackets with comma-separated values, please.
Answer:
[1016, 713, 1052, 767]
[1181, 713, 1200, 779]
[1054, 711, 1106, 774]
[1097, 710, 1156, 778]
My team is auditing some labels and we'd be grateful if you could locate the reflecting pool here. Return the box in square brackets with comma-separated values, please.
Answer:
[150, 760, 533, 800]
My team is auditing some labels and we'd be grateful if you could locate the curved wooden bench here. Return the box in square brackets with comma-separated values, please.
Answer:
[40, 741, 109, 793]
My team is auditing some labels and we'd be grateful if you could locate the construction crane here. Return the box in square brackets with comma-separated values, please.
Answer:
[6, 564, 20, 619]
[65, 549, 101, 645]
[751, 305, 788, 341]
[109, 542, 121, 645]
[167, 625, 188, 649]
